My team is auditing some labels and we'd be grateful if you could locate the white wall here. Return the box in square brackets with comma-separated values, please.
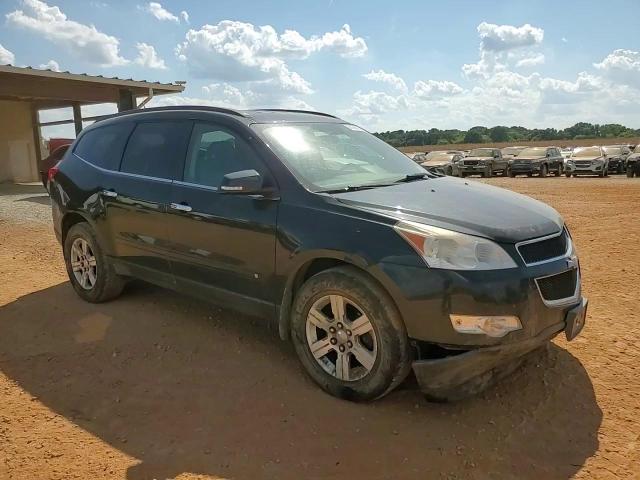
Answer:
[0, 100, 38, 183]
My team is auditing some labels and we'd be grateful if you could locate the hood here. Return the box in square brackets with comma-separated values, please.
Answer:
[570, 156, 604, 162]
[333, 177, 562, 243]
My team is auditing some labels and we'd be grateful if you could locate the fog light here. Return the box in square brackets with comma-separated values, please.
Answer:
[449, 315, 522, 337]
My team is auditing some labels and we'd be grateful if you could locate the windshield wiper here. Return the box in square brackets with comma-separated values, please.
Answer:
[317, 173, 432, 194]
[317, 182, 396, 194]
[394, 172, 431, 183]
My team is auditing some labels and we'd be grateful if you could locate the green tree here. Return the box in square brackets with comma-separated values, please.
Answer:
[489, 126, 509, 142]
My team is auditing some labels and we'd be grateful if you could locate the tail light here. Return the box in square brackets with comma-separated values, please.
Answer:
[47, 164, 60, 183]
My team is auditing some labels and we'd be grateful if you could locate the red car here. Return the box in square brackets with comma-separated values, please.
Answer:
[40, 143, 71, 188]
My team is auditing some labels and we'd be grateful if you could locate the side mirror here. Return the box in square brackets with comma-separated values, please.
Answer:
[220, 169, 264, 194]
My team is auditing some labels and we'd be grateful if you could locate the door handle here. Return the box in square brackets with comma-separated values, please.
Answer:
[170, 202, 193, 212]
[102, 189, 118, 198]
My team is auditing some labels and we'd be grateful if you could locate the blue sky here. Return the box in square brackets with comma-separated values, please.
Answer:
[1, 0, 639, 138]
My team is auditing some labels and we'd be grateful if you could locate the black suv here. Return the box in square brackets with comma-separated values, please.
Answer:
[509, 146, 564, 177]
[48, 107, 587, 402]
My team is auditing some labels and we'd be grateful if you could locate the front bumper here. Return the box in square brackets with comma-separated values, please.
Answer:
[412, 298, 587, 401]
[459, 164, 490, 174]
[510, 163, 539, 174]
[567, 163, 605, 174]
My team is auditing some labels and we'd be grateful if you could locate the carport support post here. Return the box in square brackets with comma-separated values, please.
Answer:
[72, 103, 83, 135]
[117, 89, 136, 112]
[30, 102, 42, 166]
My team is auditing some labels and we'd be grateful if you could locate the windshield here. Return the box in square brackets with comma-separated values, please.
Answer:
[518, 147, 547, 157]
[572, 147, 601, 158]
[603, 146, 622, 155]
[254, 123, 427, 191]
[502, 147, 526, 155]
[468, 148, 494, 157]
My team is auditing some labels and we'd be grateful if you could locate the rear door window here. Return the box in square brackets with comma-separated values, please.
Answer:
[73, 122, 134, 170]
[120, 121, 192, 179]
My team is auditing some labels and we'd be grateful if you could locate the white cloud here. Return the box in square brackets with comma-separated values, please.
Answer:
[0, 44, 15, 64]
[463, 22, 544, 79]
[149, 83, 314, 111]
[134, 42, 167, 69]
[516, 52, 545, 68]
[594, 49, 640, 88]
[175, 21, 367, 94]
[6, 0, 128, 67]
[39, 59, 60, 71]
[180, 10, 189, 24]
[477, 22, 544, 52]
[145, 2, 178, 22]
[363, 70, 407, 92]
[413, 79, 463, 98]
[561, 37, 568, 43]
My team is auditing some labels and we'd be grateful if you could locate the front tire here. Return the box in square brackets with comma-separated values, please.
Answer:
[540, 164, 548, 177]
[565, 171, 572, 178]
[291, 266, 411, 401]
[627, 167, 635, 178]
[64, 223, 125, 303]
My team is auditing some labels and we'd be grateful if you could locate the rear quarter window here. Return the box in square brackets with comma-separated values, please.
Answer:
[73, 122, 134, 170]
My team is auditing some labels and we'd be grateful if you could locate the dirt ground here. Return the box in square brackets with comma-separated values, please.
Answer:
[0, 178, 639, 480]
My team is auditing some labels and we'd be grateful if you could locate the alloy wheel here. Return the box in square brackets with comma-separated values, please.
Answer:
[305, 294, 378, 381]
[70, 238, 97, 290]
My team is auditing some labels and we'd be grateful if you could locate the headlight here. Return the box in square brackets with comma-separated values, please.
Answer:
[394, 221, 517, 270]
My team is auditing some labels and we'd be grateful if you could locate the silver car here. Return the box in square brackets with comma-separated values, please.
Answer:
[565, 146, 609, 177]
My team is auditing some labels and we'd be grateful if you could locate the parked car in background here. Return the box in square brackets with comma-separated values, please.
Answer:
[407, 152, 427, 163]
[501, 146, 528, 161]
[40, 143, 72, 188]
[458, 148, 508, 177]
[560, 148, 574, 161]
[626, 145, 640, 178]
[509, 147, 564, 177]
[565, 146, 609, 177]
[420, 151, 464, 176]
[46, 106, 587, 402]
[602, 145, 632, 174]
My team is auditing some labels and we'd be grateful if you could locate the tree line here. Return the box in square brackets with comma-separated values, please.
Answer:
[373, 123, 640, 147]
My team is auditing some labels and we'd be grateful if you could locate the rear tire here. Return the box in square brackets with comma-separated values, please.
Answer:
[291, 266, 411, 401]
[565, 171, 572, 178]
[64, 223, 125, 303]
[627, 167, 635, 178]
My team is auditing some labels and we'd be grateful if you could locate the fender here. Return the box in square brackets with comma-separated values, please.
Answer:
[276, 248, 405, 341]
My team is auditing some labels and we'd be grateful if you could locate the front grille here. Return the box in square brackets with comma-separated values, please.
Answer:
[463, 160, 478, 165]
[517, 229, 569, 265]
[575, 161, 592, 167]
[536, 268, 578, 302]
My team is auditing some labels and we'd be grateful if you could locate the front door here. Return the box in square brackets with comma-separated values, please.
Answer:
[166, 121, 279, 318]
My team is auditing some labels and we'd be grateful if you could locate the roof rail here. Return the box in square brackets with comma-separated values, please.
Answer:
[251, 108, 338, 119]
[99, 105, 246, 121]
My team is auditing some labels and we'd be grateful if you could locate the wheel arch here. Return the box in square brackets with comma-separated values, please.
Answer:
[61, 211, 92, 245]
[277, 253, 402, 341]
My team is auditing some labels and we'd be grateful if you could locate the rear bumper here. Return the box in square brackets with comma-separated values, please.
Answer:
[412, 298, 587, 401]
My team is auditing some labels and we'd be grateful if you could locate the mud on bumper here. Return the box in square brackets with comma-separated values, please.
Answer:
[412, 298, 588, 402]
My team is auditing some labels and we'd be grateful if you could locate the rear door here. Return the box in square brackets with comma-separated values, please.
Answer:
[103, 120, 192, 285]
[166, 120, 279, 318]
